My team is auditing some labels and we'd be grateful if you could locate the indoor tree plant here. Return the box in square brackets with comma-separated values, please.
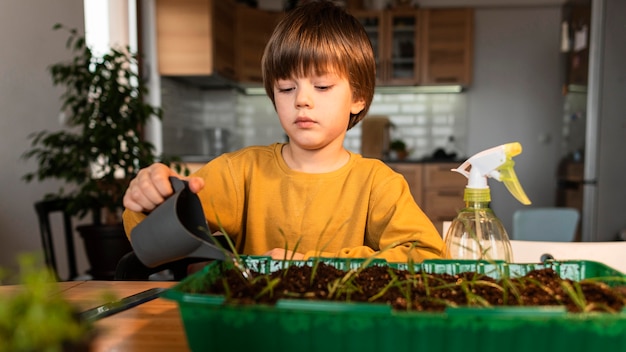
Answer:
[22, 24, 183, 279]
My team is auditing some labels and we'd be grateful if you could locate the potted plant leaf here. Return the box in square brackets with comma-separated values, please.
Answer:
[22, 24, 184, 280]
[0, 254, 94, 351]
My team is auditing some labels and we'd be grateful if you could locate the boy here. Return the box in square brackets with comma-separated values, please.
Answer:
[122, 1, 443, 262]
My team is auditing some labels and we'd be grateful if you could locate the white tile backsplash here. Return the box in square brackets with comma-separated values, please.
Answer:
[400, 103, 428, 114]
[160, 77, 467, 160]
[367, 103, 401, 115]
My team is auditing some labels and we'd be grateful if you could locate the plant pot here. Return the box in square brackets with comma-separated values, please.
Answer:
[163, 258, 626, 352]
[395, 149, 408, 160]
[390, 149, 408, 160]
[77, 223, 132, 280]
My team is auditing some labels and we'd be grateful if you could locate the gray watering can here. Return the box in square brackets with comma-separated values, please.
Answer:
[130, 177, 228, 268]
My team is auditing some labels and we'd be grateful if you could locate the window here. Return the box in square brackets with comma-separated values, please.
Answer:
[83, 0, 137, 55]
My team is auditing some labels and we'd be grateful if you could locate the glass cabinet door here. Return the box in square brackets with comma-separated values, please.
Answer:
[354, 11, 385, 84]
[352, 10, 420, 86]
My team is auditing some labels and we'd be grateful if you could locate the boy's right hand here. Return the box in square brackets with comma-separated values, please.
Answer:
[123, 163, 205, 213]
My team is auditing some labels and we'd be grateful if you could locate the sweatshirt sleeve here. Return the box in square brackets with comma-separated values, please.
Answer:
[122, 208, 147, 241]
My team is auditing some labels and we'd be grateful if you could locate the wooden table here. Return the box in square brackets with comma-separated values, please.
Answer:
[0, 280, 190, 352]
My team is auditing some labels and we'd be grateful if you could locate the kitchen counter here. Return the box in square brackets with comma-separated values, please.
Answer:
[384, 157, 464, 164]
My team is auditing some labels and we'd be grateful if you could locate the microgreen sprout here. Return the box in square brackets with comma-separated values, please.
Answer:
[253, 276, 282, 300]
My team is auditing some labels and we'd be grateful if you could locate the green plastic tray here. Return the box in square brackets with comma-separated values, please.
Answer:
[162, 258, 626, 352]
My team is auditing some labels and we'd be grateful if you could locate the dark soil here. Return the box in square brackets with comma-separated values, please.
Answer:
[198, 263, 626, 313]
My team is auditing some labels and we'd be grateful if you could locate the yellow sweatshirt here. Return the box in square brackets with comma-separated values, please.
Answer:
[123, 143, 444, 263]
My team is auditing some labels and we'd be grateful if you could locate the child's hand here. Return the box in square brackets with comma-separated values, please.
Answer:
[263, 248, 305, 260]
[123, 163, 205, 213]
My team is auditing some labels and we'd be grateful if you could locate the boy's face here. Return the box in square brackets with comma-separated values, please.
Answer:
[273, 72, 365, 151]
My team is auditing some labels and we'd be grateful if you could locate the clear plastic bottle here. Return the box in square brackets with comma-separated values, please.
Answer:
[444, 188, 513, 261]
[443, 142, 530, 262]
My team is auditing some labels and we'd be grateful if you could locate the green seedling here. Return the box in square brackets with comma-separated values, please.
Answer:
[220, 277, 232, 299]
[278, 229, 303, 276]
[457, 278, 493, 307]
[327, 241, 398, 300]
[309, 217, 348, 286]
[207, 201, 254, 281]
[560, 280, 587, 312]
[368, 269, 400, 303]
[253, 276, 282, 300]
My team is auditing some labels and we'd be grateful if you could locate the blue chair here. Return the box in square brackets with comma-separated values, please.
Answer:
[512, 207, 579, 242]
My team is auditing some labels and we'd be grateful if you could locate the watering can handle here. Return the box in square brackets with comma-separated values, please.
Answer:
[169, 176, 187, 193]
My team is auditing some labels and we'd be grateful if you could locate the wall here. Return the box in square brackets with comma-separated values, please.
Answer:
[0, 0, 86, 277]
[467, 6, 563, 232]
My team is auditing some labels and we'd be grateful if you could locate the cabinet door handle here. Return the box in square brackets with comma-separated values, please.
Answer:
[434, 76, 460, 84]
[438, 190, 461, 197]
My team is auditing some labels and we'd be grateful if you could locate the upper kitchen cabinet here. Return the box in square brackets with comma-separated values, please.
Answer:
[235, 6, 283, 84]
[351, 9, 421, 86]
[155, 0, 236, 78]
[420, 8, 474, 86]
[155, 0, 281, 84]
[562, 1, 590, 88]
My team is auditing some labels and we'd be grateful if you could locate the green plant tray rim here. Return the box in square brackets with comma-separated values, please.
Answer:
[162, 257, 626, 352]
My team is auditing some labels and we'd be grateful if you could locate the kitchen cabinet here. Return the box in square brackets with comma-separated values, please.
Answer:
[351, 9, 421, 85]
[420, 8, 474, 86]
[235, 6, 283, 84]
[156, 0, 281, 84]
[421, 163, 466, 234]
[155, 4, 472, 87]
[389, 162, 466, 234]
[388, 163, 424, 205]
[155, 0, 236, 78]
[556, 159, 583, 240]
[562, 1, 590, 88]
[351, 7, 473, 87]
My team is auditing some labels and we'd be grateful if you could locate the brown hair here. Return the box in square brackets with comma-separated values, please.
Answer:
[261, 1, 376, 130]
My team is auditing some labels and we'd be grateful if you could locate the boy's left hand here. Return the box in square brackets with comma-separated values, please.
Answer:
[263, 248, 304, 260]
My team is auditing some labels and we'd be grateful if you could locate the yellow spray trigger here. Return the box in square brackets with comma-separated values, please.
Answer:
[498, 159, 531, 205]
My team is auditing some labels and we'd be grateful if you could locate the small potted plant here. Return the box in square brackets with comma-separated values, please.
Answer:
[22, 24, 184, 279]
[0, 254, 94, 351]
[389, 139, 409, 160]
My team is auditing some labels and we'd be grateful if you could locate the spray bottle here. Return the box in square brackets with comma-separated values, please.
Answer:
[443, 142, 531, 262]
